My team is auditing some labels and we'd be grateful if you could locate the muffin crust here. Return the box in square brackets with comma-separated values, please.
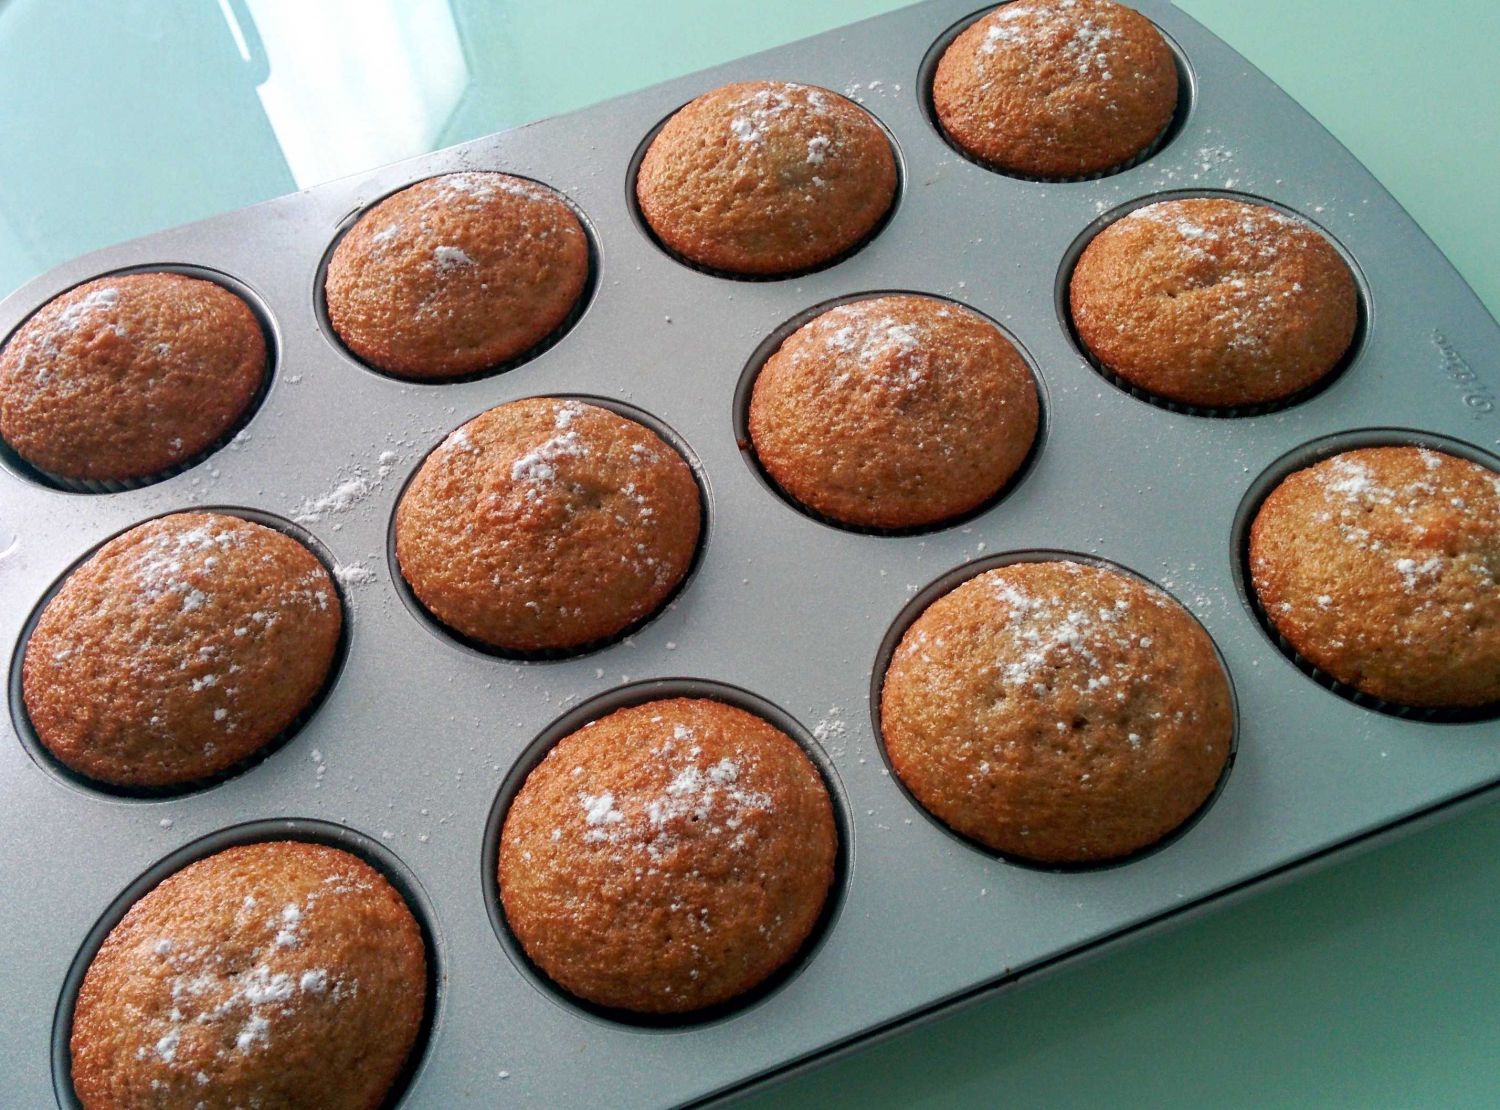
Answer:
[636, 80, 897, 275]
[500, 697, 837, 1014]
[0, 272, 265, 482]
[882, 561, 1232, 863]
[749, 294, 1038, 529]
[1250, 446, 1500, 708]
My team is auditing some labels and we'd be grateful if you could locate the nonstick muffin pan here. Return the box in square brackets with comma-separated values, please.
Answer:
[3, 1, 1499, 1105]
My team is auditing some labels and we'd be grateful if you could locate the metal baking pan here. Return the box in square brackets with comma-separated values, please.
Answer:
[3, 1, 1498, 1105]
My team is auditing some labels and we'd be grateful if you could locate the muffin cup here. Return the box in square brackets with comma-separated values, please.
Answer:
[871, 548, 1240, 871]
[51, 818, 441, 1110]
[313, 172, 600, 385]
[9, 507, 351, 798]
[625, 97, 906, 283]
[482, 677, 851, 1029]
[0, 264, 276, 495]
[732, 289, 1048, 534]
[1056, 190, 1370, 418]
[917, 9, 1196, 185]
[1233, 429, 1500, 724]
[386, 395, 711, 662]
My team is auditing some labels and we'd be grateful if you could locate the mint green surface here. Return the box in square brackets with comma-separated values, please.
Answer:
[1, 2, 1497, 1106]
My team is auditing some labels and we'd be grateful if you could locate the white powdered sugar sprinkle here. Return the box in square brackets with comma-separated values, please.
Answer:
[510, 401, 590, 485]
[806, 301, 931, 391]
[433, 244, 476, 272]
[978, 1, 1122, 81]
[579, 790, 625, 841]
[727, 82, 832, 146]
[140, 876, 368, 1072]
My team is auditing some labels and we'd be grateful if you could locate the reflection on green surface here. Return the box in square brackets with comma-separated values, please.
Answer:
[0, 0, 910, 296]
[0, 1, 1497, 1106]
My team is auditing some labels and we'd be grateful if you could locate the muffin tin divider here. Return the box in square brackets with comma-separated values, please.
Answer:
[4, 1, 1500, 1105]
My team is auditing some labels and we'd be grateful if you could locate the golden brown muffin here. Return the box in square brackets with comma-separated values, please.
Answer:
[749, 294, 1038, 529]
[324, 172, 589, 379]
[1070, 198, 1358, 408]
[882, 561, 1232, 863]
[933, 0, 1178, 178]
[395, 398, 700, 653]
[499, 697, 836, 1014]
[23, 512, 342, 788]
[70, 841, 427, 1110]
[636, 80, 897, 276]
[1250, 446, 1500, 708]
[0, 272, 265, 483]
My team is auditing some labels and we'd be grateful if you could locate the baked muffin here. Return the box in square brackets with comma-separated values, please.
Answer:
[395, 398, 701, 653]
[1250, 445, 1500, 708]
[933, 0, 1178, 178]
[500, 697, 836, 1014]
[0, 272, 265, 483]
[636, 80, 897, 275]
[324, 172, 589, 379]
[749, 294, 1038, 529]
[70, 841, 426, 1110]
[1070, 198, 1358, 408]
[24, 512, 342, 788]
[882, 560, 1232, 863]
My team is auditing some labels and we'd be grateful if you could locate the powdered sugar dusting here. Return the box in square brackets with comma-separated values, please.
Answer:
[435, 170, 555, 206]
[557, 722, 775, 860]
[54, 285, 120, 331]
[727, 82, 835, 147]
[137, 873, 370, 1075]
[293, 474, 373, 524]
[579, 790, 624, 840]
[799, 299, 933, 392]
[8, 283, 125, 390]
[904, 565, 1170, 715]
[1111, 200, 1321, 355]
[292, 451, 403, 527]
[1299, 449, 1499, 599]
[433, 244, 476, 272]
[510, 401, 590, 486]
[976, 0, 1124, 83]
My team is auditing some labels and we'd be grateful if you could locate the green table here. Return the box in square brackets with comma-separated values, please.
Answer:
[2, 2, 1496, 1105]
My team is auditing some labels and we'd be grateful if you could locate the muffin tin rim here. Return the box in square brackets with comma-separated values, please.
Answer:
[0, 0, 1495, 1104]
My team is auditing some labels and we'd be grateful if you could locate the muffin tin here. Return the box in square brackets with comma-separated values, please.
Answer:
[3, 1, 1499, 1105]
